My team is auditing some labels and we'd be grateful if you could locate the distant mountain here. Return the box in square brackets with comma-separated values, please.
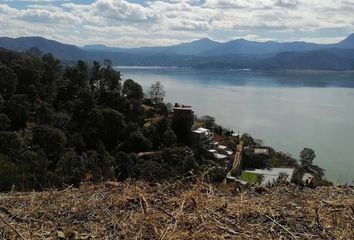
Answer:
[0, 36, 88, 60]
[83, 38, 220, 56]
[1, 34, 354, 70]
[336, 33, 354, 49]
[257, 48, 354, 71]
[82, 44, 126, 53]
[201, 39, 323, 56]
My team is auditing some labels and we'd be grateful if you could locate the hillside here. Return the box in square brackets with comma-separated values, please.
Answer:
[0, 37, 88, 60]
[1, 34, 354, 70]
[0, 182, 353, 239]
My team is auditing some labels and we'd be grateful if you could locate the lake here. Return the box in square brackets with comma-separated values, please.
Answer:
[117, 67, 354, 184]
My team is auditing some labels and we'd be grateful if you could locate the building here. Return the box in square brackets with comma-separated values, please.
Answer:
[214, 153, 229, 161]
[192, 127, 213, 145]
[254, 148, 270, 155]
[172, 103, 195, 143]
[244, 168, 295, 185]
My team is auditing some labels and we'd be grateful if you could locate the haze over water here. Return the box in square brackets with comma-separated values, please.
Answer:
[118, 67, 354, 184]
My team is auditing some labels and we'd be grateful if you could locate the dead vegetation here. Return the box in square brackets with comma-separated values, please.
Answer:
[0, 181, 353, 239]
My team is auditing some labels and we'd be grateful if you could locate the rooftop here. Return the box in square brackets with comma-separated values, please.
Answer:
[214, 153, 228, 159]
[173, 103, 192, 111]
[192, 127, 210, 134]
[245, 168, 295, 185]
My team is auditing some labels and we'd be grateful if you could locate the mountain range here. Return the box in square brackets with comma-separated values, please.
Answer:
[1, 34, 354, 70]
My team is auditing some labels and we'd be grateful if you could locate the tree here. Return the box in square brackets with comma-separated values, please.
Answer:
[6, 94, 30, 130]
[32, 126, 67, 159]
[300, 148, 316, 167]
[41, 53, 61, 101]
[115, 131, 152, 153]
[299, 148, 325, 178]
[0, 113, 11, 131]
[114, 151, 136, 181]
[64, 60, 89, 89]
[85, 108, 126, 150]
[149, 81, 165, 103]
[163, 129, 177, 146]
[0, 131, 25, 156]
[90, 61, 102, 92]
[200, 115, 215, 129]
[102, 66, 121, 92]
[35, 103, 54, 125]
[55, 148, 84, 187]
[0, 64, 17, 99]
[0, 94, 5, 112]
[123, 79, 144, 100]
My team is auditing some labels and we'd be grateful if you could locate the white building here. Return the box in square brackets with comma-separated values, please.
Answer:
[244, 168, 295, 185]
[192, 127, 213, 144]
[254, 148, 270, 155]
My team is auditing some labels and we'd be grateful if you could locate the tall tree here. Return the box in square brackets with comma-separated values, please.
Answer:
[149, 81, 165, 103]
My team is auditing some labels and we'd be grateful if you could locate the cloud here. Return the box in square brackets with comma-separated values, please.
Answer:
[275, 0, 299, 8]
[0, 0, 353, 47]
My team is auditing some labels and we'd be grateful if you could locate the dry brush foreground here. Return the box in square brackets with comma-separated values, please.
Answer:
[0, 181, 353, 240]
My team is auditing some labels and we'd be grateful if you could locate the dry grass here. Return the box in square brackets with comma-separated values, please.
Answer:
[0, 181, 353, 239]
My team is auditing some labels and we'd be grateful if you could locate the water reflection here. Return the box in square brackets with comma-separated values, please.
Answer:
[117, 67, 354, 88]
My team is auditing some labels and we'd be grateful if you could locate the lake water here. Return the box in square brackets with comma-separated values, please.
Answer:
[118, 67, 354, 184]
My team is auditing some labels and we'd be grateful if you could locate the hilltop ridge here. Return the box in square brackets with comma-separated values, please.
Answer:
[1, 34, 354, 70]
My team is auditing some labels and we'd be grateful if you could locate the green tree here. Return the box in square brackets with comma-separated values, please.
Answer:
[299, 148, 325, 178]
[114, 151, 136, 181]
[90, 61, 102, 92]
[0, 113, 11, 131]
[85, 108, 126, 150]
[41, 53, 61, 101]
[0, 131, 25, 156]
[102, 65, 121, 91]
[0, 64, 17, 99]
[55, 148, 84, 187]
[6, 94, 30, 129]
[64, 60, 89, 90]
[163, 129, 177, 146]
[0, 154, 18, 191]
[123, 79, 144, 100]
[35, 103, 54, 125]
[116, 131, 152, 153]
[32, 126, 67, 159]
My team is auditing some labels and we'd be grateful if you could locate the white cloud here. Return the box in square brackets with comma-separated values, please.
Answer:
[0, 0, 353, 47]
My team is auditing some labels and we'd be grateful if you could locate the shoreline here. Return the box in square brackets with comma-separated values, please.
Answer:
[115, 65, 354, 73]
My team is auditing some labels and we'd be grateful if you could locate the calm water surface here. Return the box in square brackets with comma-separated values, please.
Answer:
[118, 67, 354, 183]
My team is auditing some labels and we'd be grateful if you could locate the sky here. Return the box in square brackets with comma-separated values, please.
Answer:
[0, 0, 354, 47]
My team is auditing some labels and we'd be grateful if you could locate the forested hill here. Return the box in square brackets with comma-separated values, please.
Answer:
[1, 35, 354, 70]
[0, 48, 229, 191]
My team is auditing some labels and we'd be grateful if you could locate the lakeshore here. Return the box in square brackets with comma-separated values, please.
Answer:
[119, 67, 354, 184]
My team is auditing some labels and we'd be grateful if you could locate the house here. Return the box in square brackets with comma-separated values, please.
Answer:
[192, 127, 213, 144]
[244, 168, 295, 185]
[254, 148, 270, 155]
[214, 153, 228, 161]
[218, 145, 227, 150]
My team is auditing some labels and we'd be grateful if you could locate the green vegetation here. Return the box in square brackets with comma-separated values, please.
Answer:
[239, 172, 261, 184]
[0, 49, 223, 192]
[0, 48, 331, 192]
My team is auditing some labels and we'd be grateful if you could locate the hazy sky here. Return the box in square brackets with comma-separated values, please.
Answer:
[0, 0, 353, 47]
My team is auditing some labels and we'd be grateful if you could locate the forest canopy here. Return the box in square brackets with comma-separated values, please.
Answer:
[0, 48, 222, 191]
